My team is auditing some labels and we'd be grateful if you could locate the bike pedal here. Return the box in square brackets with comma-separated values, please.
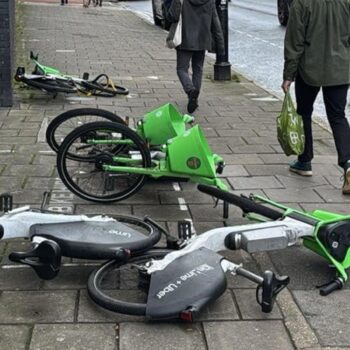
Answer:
[0, 193, 13, 212]
[177, 220, 192, 240]
[82, 72, 89, 80]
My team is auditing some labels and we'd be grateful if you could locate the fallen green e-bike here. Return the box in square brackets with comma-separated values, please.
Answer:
[46, 103, 194, 156]
[199, 185, 350, 295]
[56, 114, 227, 203]
[15, 51, 128, 96]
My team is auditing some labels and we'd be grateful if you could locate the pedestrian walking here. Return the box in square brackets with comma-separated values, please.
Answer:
[282, 0, 350, 194]
[167, 0, 225, 113]
[61, 0, 68, 5]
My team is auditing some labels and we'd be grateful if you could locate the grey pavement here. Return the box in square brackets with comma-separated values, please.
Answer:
[0, 1, 349, 349]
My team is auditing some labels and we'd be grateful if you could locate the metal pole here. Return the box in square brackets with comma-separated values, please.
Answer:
[214, 0, 231, 81]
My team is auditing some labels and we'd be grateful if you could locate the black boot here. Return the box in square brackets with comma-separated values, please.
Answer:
[187, 89, 199, 114]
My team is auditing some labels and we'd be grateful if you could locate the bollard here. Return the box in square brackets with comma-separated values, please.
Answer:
[214, 0, 231, 81]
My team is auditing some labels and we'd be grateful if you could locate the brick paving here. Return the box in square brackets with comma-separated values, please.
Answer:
[0, 1, 349, 349]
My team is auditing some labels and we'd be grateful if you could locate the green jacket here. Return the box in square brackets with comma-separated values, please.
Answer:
[283, 0, 350, 86]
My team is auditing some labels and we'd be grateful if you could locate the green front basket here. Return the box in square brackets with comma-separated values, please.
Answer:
[137, 103, 193, 145]
[166, 125, 220, 178]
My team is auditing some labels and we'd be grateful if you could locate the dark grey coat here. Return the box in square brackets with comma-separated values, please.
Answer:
[167, 0, 225, 54]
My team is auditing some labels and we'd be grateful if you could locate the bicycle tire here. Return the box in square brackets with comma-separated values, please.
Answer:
[80, 79, 129, 97]
[19, 76, 76, 94]
[87, 249, 171, 315]
[57, 121, 152, 203]
[197, 184, 283, 220]
[46, 108, 126, 154]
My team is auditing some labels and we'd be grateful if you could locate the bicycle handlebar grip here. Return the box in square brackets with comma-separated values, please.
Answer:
[197, 184, 283, 220]
[319, 278, 343, 296]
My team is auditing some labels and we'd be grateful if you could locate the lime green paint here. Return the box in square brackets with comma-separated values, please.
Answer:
[136, 103, 194, 145]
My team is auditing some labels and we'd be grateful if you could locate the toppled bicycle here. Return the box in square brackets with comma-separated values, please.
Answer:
[198, 184, 350, 296]
[15, 51, 128, 97]
[52, 104, 227, 203]
[0, 192, 288, 321]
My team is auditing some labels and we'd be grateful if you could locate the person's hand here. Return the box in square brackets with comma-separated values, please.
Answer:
[281, 80, 292, 93]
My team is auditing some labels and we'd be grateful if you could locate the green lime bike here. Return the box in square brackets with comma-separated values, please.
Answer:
[15, 52, 128, 96]
[55, 104, 226, 203]
[199, 184, 350, 295]
[46, 103, 194, 156]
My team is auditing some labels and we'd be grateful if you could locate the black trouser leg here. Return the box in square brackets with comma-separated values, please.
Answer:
[322, 84, 350, 167]
[295, 75, 320, 163]
[191, 50, 205, 93]
[176, 49, 195, 95]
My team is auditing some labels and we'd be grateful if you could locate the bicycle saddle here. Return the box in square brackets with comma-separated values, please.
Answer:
[28, 217, 159, 259]
[146, 247, 226, 321]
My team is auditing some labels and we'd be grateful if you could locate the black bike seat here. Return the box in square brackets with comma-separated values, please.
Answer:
[29, 220, 152, 259]
[146, 247, 226, 320]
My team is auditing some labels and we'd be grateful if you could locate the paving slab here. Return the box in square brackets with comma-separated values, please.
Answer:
[233, 289, 283, 319]
[293, 290, 350, 347]
[0, 291, 76, 323]
[204, 320, 294, 350]
[119, 322, 206, 350]
[0, 325, 31, 350]
[29, 323, 116, 350]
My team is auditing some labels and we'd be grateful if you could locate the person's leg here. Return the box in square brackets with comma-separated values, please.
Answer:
[322, 84, 350, 194]
[191, 50, 205, 93]
[322, 84, 350, 166]
[176, 49, 194, 95]
[295, 75, 320, 163]
[289, 75, 320, 175]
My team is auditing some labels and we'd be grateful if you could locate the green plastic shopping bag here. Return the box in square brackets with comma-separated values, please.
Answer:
[277, 92, 305, 156]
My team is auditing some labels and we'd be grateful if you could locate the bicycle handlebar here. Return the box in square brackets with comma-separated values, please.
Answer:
[197, 184, 283, 221]
[198, 185, 320, 226]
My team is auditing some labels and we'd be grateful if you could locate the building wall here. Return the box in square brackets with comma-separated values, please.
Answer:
[0, 0, 15, 107]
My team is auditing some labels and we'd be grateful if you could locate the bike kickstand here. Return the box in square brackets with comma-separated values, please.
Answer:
[223, 201, 229, 219]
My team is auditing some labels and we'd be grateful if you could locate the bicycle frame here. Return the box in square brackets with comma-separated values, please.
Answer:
[30, 52, 81, 83]
[147, 217, 313, 273]
[89, 125, 227, 190]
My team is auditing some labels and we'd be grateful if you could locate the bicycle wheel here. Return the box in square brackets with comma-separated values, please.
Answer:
[80, 74, 129, 96]
[57, 121, 152, 203]
[46, 108, 126, 154]
[19, 76, 76, 94]
[88, 249, 171, 315]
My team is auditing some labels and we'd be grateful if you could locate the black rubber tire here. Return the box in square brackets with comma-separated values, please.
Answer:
[46, 108, 126, 154]
[277, 0, 289, 26]
[198, 184, 284, 220]
[19, 76, 76, 93]
[87, 249, 171, 316]
[79, 80, 129, 97]
[57, 121, 152, 203]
